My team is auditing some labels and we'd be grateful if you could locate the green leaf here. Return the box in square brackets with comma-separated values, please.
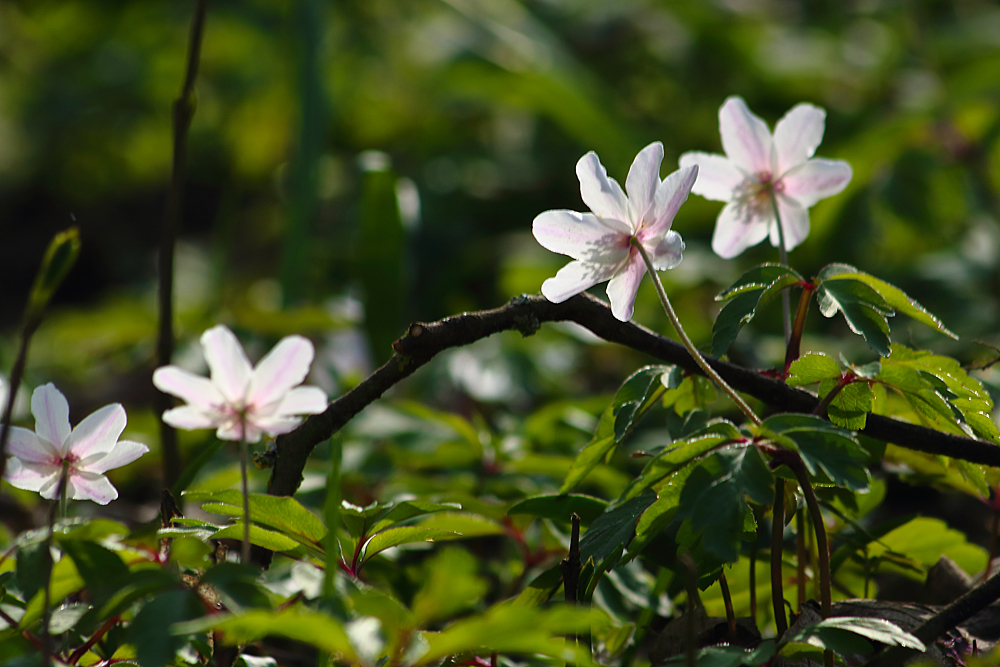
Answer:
[211, 523, 307, 555]
[20, 556, 84, 630]
[61, 541, 130, 609]
[411, 547, 488, 624]
[663, 641, 776, 666]
[561, 366, 669, 492]
[677, 447, 773, 563]
[763, 414, 870, 490]
[512, 565, 562, 607]
[370, 500, 463, 534]
[713, 264, 802, 356]
[620, 431, 747, 501]
[815, 278, 892, 356]
[662, 374, 718, 415]
[172, 605, 357, 662]
[870, 516, 987, 579]
[508, 494, 608, 525]
[818, 264, 956, 339]
[361, 527, 457, 563]
[190, 491, 328, 547]
[781, 616, 924, 655]
[580, 490, 658, 572]
[823, 380, 875, 430]
[199, 562, 273, 612]
[786, 353, 843, 386]
[132, 589, 204, 667]
[98, 569, 179, 621]
[414, 513, 505, 538]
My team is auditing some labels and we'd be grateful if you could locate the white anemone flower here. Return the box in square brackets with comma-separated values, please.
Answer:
[2, 383, 149, 504]
[153, 325, 328, 442]
[532, 142, 698, 321]
[679, 96, 852, 259]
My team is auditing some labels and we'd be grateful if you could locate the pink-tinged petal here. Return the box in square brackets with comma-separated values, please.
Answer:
[4, 426, 59, 464]
[66, 470, 117, 505]
[719, 96, 773, 174]
[532, 210, 630, 263]
[647, 230, 685, 271]
[248, 336, 316, 408]
[253, 416, 303, 437]
[625, 142, 664, 222]
[4, 458, 60, 493]
[82, 440, 149, 475]
[780, 158, 852, 208]
[273, 386, 328, 417]
[153, 366, 225, 410]
[770, 195, 811, 252]
[162, 405, 221, 431]
[576, 151, 630, 223]
[201, 325, 253, 405]
[31, 383, 71, 453]
[643, 165, 698, 239]
[216, 420, 263, 443]
[773, 103, 826, 173]
[541, 260, 620, 304]
[66, 404, 126, 460]
[606, 250, 646, 321]
[711, 200, 770, 259]
[678, 151, 744, 202]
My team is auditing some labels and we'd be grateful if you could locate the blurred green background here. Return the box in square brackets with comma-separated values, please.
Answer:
[3, 0, 1000, 503]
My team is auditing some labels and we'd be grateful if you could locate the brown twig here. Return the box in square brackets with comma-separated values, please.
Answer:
[156, 0, 209, 487]
[266, 293, 1000, 498]
[771, 478, 788, 637]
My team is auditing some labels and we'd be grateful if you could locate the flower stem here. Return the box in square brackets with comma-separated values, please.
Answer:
[239, 414, 251, 564]
[42, 466, 69, 667]
[771, 478, 788, 637]
[785, 282, 816, 372]
[770, 191, 792, 346]
[718, 571, 737, 639]
[790, 462, 833, 667]
[632, 239, 761, 426]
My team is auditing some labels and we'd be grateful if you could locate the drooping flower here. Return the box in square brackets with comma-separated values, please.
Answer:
[2, 383, 149, 504]
[153, 325, 328, 442]
[679, 96, 852, 259]
[532, 142, 698, 321]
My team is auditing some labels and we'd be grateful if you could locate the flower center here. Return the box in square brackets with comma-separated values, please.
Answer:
[733, 172, 782, 222]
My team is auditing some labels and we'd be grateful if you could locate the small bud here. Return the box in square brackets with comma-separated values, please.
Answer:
[27, 227, 81, 321]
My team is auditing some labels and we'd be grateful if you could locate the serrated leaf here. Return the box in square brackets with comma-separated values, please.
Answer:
[816, 279, 892, 355]
[819, 264, 956, 339]
[712, 290, 763, 357]
[562, 366, 669, 492]
[132, 589, 204, 667]
[787, 353, 843, 386]
[370, 500, 463, 534]
[716, 263, 803, 300]
[99, 569, 179, 620]
[621, 431, 747, 501]
[415, 512, 505, 538]
[61, 541, 129, 609]
[195, 492, 327, 547]
[580, 489, 657, 571]
[824, 380, 875, 430]
[662, 374, 717, 415]
[787, 428, 871, 491]
[781, 616, 924, 655]
[212, 523, 306, 555]
[677, 447, 773, 563]
[713, 265, 803, 356]
[200, 562, 272, 613]
[508, 494, 608, 525]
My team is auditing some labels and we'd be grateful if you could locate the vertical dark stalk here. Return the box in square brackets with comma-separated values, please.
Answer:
[796, 510, 807, 609]
[561, 513, 582, 605]
[0, 320, 37, 481]
[791, 463, 833, 667]
[157, 0, 209, 487]
[770, 191, 792, 345]
[785, 282, 816, 372]
[239, 414, 251, 564]
[749, 532, 758, 621]
[771, 478, 788, 637]
[718, 571, 737, 639]
[41, 466, 69, 667]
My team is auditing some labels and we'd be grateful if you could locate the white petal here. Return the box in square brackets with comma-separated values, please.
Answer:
[153, 366, 225, 410]
[625, 142, 664, 223]
[31, 384, 71, 453]
[532, 210, 630, 263]
[162, 406, 221, 431]
[66, 470, 117, 505]
[770, 195, 811, 252]
[711, 200, 770, 259]
[216, 420, 263, 443]
[253, 416, 303, 437]
[643, 165, 698, 240]
[780, 158, 852, 208]
[66, 404, 126, 460]
[719, 96, 773, 174]
[82, 440, 149, 475]
[201, 325, 253, 405]
[541, 260, 620, 304]
[605, 251, 646, 321]
[647, 230, 685, 271]
[576, 151, 630, 223]
[4, 426, 59, 464]
[4, 457, 60, 493]
[773, 103, 826, 173]
[679, 151, 744, 202]
[273, 386, 328, 417]
[248, 336, 316, 408]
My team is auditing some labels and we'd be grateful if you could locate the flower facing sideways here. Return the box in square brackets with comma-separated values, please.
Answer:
[532, 142, 698, 321]
[2, 383, 148, 504]
[153, 325, 328, 442]
[679, 96, 852, 259]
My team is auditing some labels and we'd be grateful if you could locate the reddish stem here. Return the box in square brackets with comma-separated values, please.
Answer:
[785, 281, 816, 372]
[69, 615, 121, 664]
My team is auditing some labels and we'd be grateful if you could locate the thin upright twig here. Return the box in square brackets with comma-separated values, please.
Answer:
[156, 0, 210, 487]
[771, 478, 788, 637]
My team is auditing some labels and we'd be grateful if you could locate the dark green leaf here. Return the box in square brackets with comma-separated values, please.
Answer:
[816, 278, 892, 356]
[361, 527, 457, 563]
[132, 589, 203, 667]
[370, 500, 463, 534]
[580, 489, 657, 571]
[713, 264, 802, 356]
[61, 541, 129, 608]
[507, 494, 608, 525]
[621, 432, 747, 501]
[200, 563, 273, 613]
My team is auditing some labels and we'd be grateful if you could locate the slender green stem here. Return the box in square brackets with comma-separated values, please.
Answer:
[749, 528, 758, 621]
[770, 478, 788, 637]
[796, 510, 807, 609]
[791, 462, 833, 667]
[770, 191, 792, 346]
[813, 373, 857, 418]
[239, 414, 251, 564]
[718, 571, 737, 639]
[41, 466, 69, 667]
[633, 240, 761, 426]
